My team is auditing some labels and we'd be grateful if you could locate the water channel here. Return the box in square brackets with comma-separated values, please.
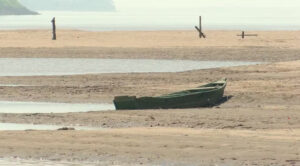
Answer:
[0, 101, 115, 114]
[0, 58, 260, 76]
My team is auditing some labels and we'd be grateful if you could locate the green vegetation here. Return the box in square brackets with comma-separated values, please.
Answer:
[0, 0, 37, 15]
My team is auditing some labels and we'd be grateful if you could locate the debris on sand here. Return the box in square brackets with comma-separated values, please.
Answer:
[57, 127, 75, 131]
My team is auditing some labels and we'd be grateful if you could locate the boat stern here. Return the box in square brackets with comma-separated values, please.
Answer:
[113, 96, 137, 110]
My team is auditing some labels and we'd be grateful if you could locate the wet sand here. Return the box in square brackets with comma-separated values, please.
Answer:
[0, 30, 299, 165]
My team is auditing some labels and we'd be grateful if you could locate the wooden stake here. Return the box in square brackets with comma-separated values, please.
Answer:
[51, 17, 56, 40]
[195, 16, 206, 38]
[237, 31, 258, 39]
[199, 16, 202, 37]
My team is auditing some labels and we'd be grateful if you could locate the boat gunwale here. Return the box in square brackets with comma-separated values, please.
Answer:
[157, 79, 227, 99]
[113, 78, 227, 100]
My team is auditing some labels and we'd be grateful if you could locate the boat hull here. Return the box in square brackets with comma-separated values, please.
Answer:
[114, 78, 227, 110]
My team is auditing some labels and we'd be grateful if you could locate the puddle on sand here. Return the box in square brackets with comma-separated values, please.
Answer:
[0, 58, 260, 76]
[0, 84, 30, 87]
[0, 123, 99, 131]
[0, 158, 98, 166]
[0, 101, 115, 113]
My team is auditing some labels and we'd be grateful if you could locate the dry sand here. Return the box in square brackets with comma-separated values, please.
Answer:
[0, 128, 299, 165]
[0, 30, 300, 62]
[0, 30, 299, 165]
[0, 30, 299, 49]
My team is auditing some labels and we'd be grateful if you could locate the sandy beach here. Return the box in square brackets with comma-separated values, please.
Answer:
[0, 30, 299, 165]
[0, 30, 300, 62]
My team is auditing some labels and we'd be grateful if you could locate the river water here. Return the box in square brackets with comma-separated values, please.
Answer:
[0, 58, 260, 76]
[0, 0, 300, 31]
[0, 158, 99, 166]
[0, 101, 114, 113]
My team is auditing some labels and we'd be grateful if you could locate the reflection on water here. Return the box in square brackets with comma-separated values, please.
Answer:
[0, 123, 99, 131]
[0, 58, 260, 76]
[0, 101, 115, 113]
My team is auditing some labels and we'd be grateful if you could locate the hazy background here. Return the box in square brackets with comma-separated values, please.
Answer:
[19, 0, 115, 11]
[0, 0, 299, 30]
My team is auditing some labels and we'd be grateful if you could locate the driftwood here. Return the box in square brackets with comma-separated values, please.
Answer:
[57, 127, 75, 131]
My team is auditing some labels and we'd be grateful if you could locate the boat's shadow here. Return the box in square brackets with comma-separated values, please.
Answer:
[212, 95, 233, 107]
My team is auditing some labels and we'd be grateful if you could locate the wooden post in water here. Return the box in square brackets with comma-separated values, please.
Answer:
[195, 16, 206, 38]
[51, 17, 56, 40]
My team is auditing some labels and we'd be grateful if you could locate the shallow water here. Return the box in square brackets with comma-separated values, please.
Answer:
[0, 158, 230, 166]
[1, 0, 300, 31]
[0, 58, 260, 76]
[0, 84, 30, 87]
[0, 158, 98, 166]
[0, 101, 115, 113]
[0, 123, 99, 131]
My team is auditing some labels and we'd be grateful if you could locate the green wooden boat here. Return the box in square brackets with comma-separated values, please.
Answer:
[113, 78, 227, 110]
